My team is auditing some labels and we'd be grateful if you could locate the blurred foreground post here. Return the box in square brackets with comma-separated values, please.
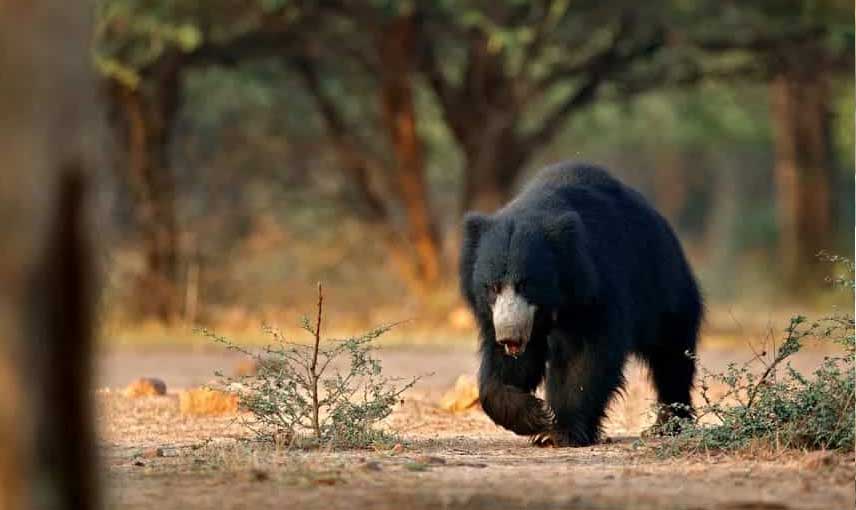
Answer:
[0, 2, 99, 509]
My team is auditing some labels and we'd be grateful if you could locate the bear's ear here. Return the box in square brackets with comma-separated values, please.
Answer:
[463, 212, 491, 244]
[545, 212, 599, 304]
[459, 213, 492, 306]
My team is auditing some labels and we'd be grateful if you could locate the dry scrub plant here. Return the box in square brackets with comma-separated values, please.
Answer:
[655, 255, 854, 454]
[202, 283, 417, 448]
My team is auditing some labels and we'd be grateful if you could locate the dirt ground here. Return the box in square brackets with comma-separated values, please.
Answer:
[97, 344, 854, 510]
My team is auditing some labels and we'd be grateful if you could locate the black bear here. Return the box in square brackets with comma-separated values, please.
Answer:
[459, 162, 702, 447]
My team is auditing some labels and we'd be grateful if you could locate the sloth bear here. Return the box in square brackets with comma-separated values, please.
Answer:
[459, 162, 702, 447]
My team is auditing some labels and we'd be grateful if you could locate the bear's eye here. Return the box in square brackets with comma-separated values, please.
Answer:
[486, 282, 502, 301]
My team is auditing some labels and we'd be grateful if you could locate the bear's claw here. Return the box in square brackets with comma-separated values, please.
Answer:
[531, 430, 599, 448]
[531, 432, 557, 448]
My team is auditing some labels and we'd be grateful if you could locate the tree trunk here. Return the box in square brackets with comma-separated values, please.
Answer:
[653, 151, 688, 224]
[112, 69, 182, 322]
[770, 71, 835, 290]
[0, 2, 99, 509]
[462, 143, 524, 213]
[377, 16, 442, 289]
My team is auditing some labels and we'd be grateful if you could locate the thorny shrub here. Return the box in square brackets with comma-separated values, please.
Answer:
[202, 284, 418, 448]
[653, 255, 854, 454]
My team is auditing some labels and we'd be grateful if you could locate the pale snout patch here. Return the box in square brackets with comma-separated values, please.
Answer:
[491, 285, 536, 357]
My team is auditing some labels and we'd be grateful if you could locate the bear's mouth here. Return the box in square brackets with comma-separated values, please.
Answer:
[499, 339, 524, 357]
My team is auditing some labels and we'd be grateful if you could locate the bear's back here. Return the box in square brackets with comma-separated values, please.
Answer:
[502, 161, 624, 215]
[502, 160, 690, 294]
[529, 161, 620, 190]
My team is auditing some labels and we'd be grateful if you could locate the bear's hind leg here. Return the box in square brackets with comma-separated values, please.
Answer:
[642, 312, 699, 430]
[645, 345, 696, 428]
[543, 331, 627, 447]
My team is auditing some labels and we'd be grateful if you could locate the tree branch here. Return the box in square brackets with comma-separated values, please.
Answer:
[688, 26, 825, 53]
[521, 0, 567, 75]
[294, 58, 389, 221]
[521, 75, 600, 153]
[188, 30, 298, 67]
[612, 61, 767, 98]
[521, 15, 665, 152]
[415, 30, 462, 138]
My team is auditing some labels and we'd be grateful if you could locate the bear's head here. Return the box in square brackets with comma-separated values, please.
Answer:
[459, 211, 599, 357]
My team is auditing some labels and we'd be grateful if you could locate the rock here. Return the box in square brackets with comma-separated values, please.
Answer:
[141, 447, 163, 459]
[801, 450, 837, 470]
[390, 443, 405, 455]
[123, 377, 167, 398]
[179, 387, 239, 416]
[438, 375, 479, 412]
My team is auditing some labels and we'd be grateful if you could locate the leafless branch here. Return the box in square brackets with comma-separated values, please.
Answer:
[294, 58, 389, 220]
[309, 282, 323, 439]
[520, 15, 665, 152]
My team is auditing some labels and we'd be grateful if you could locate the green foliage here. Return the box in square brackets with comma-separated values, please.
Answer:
[821, 252, 856, 291]
[94, 1, 203, 87]
[564, 82, 771, 152]
[93, 0, 298, 87]
[654, 260, 855, 454]
[202, 287, 418, 448]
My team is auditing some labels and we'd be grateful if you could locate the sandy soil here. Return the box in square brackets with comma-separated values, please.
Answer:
[97, 345, 854, 510]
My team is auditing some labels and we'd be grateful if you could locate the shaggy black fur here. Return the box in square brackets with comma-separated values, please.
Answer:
[460, 162, 703, 446]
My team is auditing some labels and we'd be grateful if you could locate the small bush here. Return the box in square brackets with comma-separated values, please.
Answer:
[654, 258, 854, 454]
[202, 283, 418, 448]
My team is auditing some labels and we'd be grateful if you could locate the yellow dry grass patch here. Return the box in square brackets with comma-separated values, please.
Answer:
[179, 388, 238, 416]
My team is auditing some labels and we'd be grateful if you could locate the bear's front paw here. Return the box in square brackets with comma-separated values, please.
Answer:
[531, 429, 597, 448]
[531, 431, 556, 448]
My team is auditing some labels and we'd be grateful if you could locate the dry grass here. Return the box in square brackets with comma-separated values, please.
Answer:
[178, 388, 239, 417]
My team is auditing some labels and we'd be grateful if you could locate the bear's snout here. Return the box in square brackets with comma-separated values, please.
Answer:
[491, 285, 536, 356]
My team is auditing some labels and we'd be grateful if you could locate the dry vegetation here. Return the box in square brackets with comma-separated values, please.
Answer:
[94, 271, 856, 509]
[197, 284, 418, 449]
[98, 341, 854, 510]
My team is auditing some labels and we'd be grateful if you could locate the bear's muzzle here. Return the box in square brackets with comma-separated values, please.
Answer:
[491, 285, 536, 357]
